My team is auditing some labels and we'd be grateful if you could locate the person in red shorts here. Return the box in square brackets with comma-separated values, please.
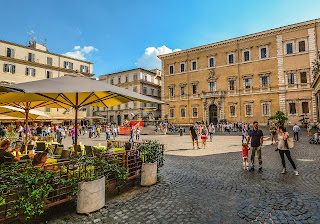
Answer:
[242, 143, 250, 170]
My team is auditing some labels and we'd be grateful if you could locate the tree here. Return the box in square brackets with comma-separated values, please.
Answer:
[268, 111, 288, 126]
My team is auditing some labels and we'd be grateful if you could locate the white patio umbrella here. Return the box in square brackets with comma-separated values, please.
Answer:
[0, 75, 164, 154]
[0, 106, 48, 120]
[0, 84, 24, 93]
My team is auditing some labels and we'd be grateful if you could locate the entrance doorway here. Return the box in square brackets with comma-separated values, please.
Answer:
[117, 115, 121, 125]
[209, 104, 218, 124]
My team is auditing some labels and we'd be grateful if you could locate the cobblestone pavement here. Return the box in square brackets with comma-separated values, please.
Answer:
[49, 127, 320, 224]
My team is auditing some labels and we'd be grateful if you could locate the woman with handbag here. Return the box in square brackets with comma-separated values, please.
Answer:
[277, 126, 299, 176]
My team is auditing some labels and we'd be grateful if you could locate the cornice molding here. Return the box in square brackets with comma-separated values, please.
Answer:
[260, 99, 272, 103]
[0, 55, 94, 77]
[242, 74, 254, 79]
[256, 42, 271, 47]
[227, 76, 237, 80]
[158, 19, 320, 60]
[258, 71, 271, 76]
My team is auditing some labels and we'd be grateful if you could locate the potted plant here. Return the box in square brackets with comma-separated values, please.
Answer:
[268, 111, 288, 126]
[75, 153, 127, 214]
[137, 140, 164, 186]
[299, 114, 309, 128]
[74, 154, 107, 214]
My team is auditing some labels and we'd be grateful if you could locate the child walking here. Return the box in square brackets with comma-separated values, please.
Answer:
[242, 143, 250, 170]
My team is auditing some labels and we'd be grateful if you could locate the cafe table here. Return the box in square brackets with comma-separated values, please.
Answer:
[92, 145, 106, 151]
[111, 148, 125, 153]
[68, 144, 85, 153]
[35, 141, 59, 148]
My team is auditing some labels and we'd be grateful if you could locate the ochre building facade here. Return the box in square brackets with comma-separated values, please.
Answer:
[158, 19, 320, 125]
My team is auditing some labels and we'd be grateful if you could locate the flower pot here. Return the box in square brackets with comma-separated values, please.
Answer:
[77, 176, 105, 214]
[302, 124, 307, 128]
[141, 162, 157, 186]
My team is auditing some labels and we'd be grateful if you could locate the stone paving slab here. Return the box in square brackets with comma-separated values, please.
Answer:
[47, 128, 320, 224]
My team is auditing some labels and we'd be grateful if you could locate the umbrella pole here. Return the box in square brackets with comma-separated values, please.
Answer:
[74, 93, 79, 155]
[25, 104, 29, 154]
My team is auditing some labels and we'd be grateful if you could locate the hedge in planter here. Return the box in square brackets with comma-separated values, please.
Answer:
[0, 153, 128, 221]
[0, 161, 72, 221]
[136, 140, 165, 186]
[136, 140, 165, 166]
[70, 153, 128, 214]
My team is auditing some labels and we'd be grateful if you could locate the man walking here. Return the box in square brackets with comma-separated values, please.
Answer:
[293, 124, 300, 141]
[56, 126, 64, 144]
[247, 121, 264, 172]
[190, 123, 200, 150]
[269, 123, 277, 145]
[92, 125, 97, 138]
[208, 123, 215, 142]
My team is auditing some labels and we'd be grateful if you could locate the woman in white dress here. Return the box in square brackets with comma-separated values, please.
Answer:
[277, 126, 299, 176]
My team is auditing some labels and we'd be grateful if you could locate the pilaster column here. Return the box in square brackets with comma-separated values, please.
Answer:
[161, 61, 165, 119]
[202, 98, 207, 123]
[308, 28, 317, 83]
[312, 91, 318, 124]
[277, 34, 286, 113]
[219, 98, 225, 120]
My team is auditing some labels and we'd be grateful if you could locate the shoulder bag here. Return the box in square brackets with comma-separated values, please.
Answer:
[286, 137, 294, 149]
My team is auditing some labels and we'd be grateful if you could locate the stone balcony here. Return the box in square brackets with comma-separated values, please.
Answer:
[201, 90, 226, 98]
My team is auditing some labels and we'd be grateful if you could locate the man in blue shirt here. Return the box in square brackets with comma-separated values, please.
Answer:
[247, 121, 264, 172]
[92, 125, 97, 138]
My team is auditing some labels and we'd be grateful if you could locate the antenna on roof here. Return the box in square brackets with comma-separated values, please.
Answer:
[40, 38, 47, 47]
[27, 30, 36, 42]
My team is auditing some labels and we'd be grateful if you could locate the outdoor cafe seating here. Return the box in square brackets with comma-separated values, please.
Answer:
[0, 139, 165, 222]
[5, 139, 141, 166]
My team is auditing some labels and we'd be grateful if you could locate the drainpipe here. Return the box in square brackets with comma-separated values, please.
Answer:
[187, 52, 190, 124]
[315, 20, 319, 59]
[237, 39, 242, 119]
[58, 56, 60, 77]
[314, 20, 319, 124]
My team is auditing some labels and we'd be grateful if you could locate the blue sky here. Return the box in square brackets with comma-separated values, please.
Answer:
[1, 0, 320, 78]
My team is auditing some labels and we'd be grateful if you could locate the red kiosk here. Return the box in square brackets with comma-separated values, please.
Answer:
[119, 121, 144, 135]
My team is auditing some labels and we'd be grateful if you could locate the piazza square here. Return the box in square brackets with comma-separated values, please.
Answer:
[1, 1, 320, 224]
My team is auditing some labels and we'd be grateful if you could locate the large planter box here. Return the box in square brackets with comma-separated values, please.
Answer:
[77, 176, 105, 214]
[141, 162, 157, 186]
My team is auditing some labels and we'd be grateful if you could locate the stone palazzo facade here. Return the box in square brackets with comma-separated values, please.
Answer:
[158, 19, 320, 125]
[98, 68, 161, 124]
[0, 39, 94, 122]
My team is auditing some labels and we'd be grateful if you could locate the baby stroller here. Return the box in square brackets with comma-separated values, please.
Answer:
[309, 132, 320, 144]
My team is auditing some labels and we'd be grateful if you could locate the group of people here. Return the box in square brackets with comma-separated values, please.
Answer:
[216, 122, 249, 134]
[187, 120, 302, 175]
[0, 139, 49, 168]
[156, 122, 179, 134]
[189, 123, 216, 149]
[242, 121, 299, 175]
[129, 126, 141, 142]
[104, 124, 120, 140]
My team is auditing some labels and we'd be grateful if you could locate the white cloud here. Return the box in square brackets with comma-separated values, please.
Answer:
[82, 46, 96, 54]
[135, 45, 181, 69]
[63, 46, 98, 60]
